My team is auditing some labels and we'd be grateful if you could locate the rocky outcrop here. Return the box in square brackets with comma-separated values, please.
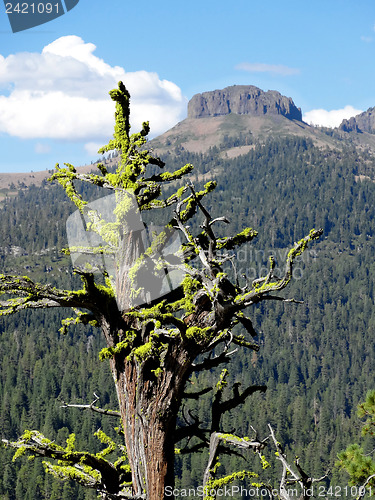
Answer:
[339, 107, 375, 134]
[188, 85, 302, 121]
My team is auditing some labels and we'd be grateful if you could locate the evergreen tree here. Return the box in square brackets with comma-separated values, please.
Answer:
[337, 390, 375, 495]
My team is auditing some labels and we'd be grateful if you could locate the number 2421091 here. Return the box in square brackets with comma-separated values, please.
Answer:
[5, 3, 60, 14]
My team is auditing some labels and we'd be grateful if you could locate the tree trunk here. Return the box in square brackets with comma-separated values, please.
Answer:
[98, 227, 207, 498]
[109, 342, 194, 499]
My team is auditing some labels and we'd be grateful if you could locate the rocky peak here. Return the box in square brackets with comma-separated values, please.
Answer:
[188, 85, 302, 121]
[339, 107, 375, 134]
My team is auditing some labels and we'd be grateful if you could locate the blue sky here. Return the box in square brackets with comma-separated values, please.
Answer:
[0, 0, 374, 172]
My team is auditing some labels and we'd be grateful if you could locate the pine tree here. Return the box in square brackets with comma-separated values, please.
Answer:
[337, 390, 375, 493]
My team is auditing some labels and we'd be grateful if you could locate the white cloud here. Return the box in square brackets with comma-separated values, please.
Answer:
[235, 62, 300, 76]
[84, 142, 104, 156]
[0, 36, 186, 141]
[361, 36, 373, 43]
[35, 142, 51, 154]
[303, 105, 363, 128]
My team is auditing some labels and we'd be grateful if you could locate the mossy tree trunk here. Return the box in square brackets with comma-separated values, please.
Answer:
[100, 285, 212, 499]
[110, 346, 190, 498]
[101, 321, 198, 498]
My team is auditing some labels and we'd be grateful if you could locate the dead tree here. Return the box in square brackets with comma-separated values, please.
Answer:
[1, 82, 322, 499]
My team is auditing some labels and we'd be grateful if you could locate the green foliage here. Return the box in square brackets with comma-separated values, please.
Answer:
[0, 308, 114, 500]
[216, 227, 258, 250]
[216, 369, 228, 391]
[4, 428, 129, 494]
[203, 470, 259, 500]
[337, 391, 375, 490]
[358, 390, 375, 436]
[94, 430, 117, 459]
[337, 444, 375, 486]
[98, 330, 137, 361]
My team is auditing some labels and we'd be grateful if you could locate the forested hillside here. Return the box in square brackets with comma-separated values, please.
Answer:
[2, 135, 375, 498]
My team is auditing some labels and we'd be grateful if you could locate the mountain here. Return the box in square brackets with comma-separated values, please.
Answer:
[0, 159, 117, 202]
[339, 106, 375, 134]
[333, 106, 375, 152]
[151, 85, 345, 156]
[187, 85, 302, 120]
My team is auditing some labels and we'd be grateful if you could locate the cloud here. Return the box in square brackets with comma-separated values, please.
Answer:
[361, 36, 373, 43]
[84, 142, 104, 156]
[34, 142, 51, 154]
[235, 62, 300, 76]
[0, 36, 186, 141]
[303, 105, 363, 128]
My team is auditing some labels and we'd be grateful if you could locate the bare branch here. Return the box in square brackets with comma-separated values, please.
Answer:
[268, 424, 328, 500]
[211, 383, 267, 431]
[2, 430, 128, 497]
[356, 474, 375, 499]
[259, 296, 304, 304]
[189, 349, 238, 373]
[0, 272, 117, 322]
[50, 165, 121, 192]
[182, 387, 212, 399]
[61, 393, 121, 418]
[203, 431, 269, 487]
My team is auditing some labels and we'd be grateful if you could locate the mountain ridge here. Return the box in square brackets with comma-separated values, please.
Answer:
[152, 86, 375, 157]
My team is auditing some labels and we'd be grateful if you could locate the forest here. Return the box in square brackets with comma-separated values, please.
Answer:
[1, 132, 375, 498]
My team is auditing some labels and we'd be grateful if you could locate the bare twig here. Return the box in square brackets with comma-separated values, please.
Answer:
[356, 474, 375, 499]
[60, 393, 121, 418]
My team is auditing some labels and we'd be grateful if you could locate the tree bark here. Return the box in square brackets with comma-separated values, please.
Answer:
[108, 340, 196, 499]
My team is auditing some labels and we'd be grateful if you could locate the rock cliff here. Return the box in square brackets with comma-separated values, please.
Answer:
[339, 107, 375, 134]
[188, 85, 302, 121]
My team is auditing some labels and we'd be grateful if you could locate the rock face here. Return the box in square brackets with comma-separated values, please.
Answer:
[339, 107, 375, 134]
[188, 85, 302, 121]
